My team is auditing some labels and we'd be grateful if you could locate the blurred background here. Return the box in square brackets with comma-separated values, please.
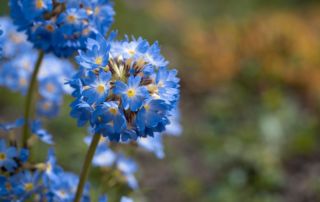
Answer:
[2, 0, 320, 201]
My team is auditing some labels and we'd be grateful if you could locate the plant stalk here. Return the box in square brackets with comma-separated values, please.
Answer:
[21, 51, 44, 148]
[74, 133, 100, 202]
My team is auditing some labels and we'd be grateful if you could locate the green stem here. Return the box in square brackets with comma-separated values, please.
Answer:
[21, 51, 45, 148]
[74, 134, 100, 202]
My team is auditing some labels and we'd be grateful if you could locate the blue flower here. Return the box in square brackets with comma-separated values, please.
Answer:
[77, 35, 110, 70]
[0, 53, 35, 95]
[0, 176, 12, 201]
[0, 17, 32, 58]
[82, 71, 112, 104]
[110, 37, 149, 59]
[70, 99, 93, 126]
[142, 41, 168, 67]
[98, 194, 108, 202]
[19, 148, 29, 163]
[39, 77, 64, 102]
[165, 108, 183, 136]
[9, 0, 115, 57]
[114, 75, 149, 111]
[0, 139, 18, 172]
[136, 99, 169, 134]
[47, 171, 90, 202]
[85, 135, 118, 167]
[92, 101, 127, 136]
[36, 98, 61, 118]
[150, 66, 180, 105]
[31, 120, 54, 145]
[0, 118, 24, 132]
[9, 170, 43, 200]
[37, 148, 64, 189]
[116, 156, 138, 190]
[137, 133, 165, 159]
[21, 0, 53, 21]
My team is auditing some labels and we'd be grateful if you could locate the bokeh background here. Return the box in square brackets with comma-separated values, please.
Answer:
[2, 0, 320, 201]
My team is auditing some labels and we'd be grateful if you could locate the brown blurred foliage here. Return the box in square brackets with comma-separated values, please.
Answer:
[142, 0, 320, 99]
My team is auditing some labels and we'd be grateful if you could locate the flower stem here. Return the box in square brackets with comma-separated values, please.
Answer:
[74, 133, 100, 202]
[21, 51, 44, 148]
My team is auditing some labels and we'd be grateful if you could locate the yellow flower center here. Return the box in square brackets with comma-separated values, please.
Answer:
[147, 84, 158, 93]
[82, 28, 90, 36]
[42, 102, 51, 110]
[158, 81, 164, 87]
[19, 78, 27, 86]
[36, 0, 44, 9]
[10, 34, 24, 44]
[45, 25, 54, 32]
[127, 88, 136, 98]
[0, 153, 6, 160]
[86, 8, 93, 15]
[46, 83, 55, 92]
[5, 182, 12, 190]
[47, 163, 52, 172]
[144, 104, 150, 111]
[96, 84, 105, 94]
[58, 190, 67, 197]
[109, 108, 118, 115]
[94, 7, 100, 15]
[67, 15, 77, 23]
[24, 183, 33, 191]
[128, 49, 136, 55]
[99, 136, 106, 143]
[95, 57, 103, 65]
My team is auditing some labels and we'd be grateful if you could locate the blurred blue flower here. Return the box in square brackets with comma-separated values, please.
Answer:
[36, 98, 61, 118]
[116, 156, 138, 190]
[137, 133, 165, 159]
[47, 171, 90, 202]
[98, 194, 108, 202]
[0, 17, 32, 58]
[9, 170, 42, 201]
[0, 139, 18, 172]
[41, 148, 63, 183]
[0, 118, 24, 132]
[31, 120, 54, 145]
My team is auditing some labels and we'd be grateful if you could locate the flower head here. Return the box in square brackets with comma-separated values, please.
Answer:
[69, 34, 180, 142]
[9, 0, 115, 57]
[0, 140, 18, 172]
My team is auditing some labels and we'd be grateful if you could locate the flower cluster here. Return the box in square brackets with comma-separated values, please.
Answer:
[0, 18, 75, 118]
[9, 0, 115, 57]
[0, 143, 91, 202]
[69, 34, 180, 142]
